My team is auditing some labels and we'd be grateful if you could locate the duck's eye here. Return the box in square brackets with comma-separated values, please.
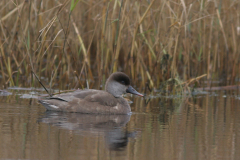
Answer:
[120, 81, 125, 85]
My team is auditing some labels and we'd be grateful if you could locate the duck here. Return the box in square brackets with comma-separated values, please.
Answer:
[38, 72, 143, 114]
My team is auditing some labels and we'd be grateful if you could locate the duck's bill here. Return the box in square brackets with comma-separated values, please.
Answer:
[126, 86, 144, 97]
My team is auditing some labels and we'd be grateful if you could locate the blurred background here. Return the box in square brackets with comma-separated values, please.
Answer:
[0, 0, 239, 91]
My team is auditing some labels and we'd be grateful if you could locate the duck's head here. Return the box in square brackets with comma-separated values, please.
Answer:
[105, 72, 143, 98]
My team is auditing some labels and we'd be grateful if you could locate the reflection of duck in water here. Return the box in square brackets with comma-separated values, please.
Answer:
[39, 72, 143, 114]
[39, 111, 136, 151]
[105, 128, 137, 151]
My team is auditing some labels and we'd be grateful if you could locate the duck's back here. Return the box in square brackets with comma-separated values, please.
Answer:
[39, 89, 131, 114]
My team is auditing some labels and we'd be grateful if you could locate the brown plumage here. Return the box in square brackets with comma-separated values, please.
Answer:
[39, 72, 143, 114]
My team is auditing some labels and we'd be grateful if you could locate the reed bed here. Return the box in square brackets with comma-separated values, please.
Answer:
[0, 0, 239, 92]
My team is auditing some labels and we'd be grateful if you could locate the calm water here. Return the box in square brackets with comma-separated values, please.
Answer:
[0, 89, 240, 160]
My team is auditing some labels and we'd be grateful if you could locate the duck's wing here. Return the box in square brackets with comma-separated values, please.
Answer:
[74, 90, 118, 107]
[38, 89, 120, 113]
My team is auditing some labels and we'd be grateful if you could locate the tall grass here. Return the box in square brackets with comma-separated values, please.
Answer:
[0, 0, 239, 91]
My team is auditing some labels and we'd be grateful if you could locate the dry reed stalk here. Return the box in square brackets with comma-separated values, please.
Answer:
[0, 57, 5, 82]
[101, 1, 111, 76]
[0, 40, 14, 86]
[207, 17, 214, 80]
[5, 71, 19, 86]
[36, 16, 58, 78]
[100, 0, 109, 79]
[214, 1, 229, 53]
[129, 0, 156, 78]
[71, 18, 94, 80]
[213, 43, 218, 72]
[71, 20, 87, 57]
[140, 66, 145, 86]
[170, 21, 181, 78]
[113, 0, 129, 72]
[0, 0, 239, 89]
[165, 1, 175, 75]
[184, 3, 193, 79]
[7, 56, 14, 86]
[12, 54, 22, 74]
[0, 2, 24, 22]
[8, 3, 25, 50]
[36, 16, 57, 64]
[41, 29, 63, 59]
[80, 20, 99, 81]
[0, 39, 7, 82]
[49, 60, 62, 93]
[0, 21, 8, 43]
[214, 0, 229, 84]
[180, 74, 207, 86]
[231, 23, 238, 84]
[57, 0, 94, 82]
[73, 71, 83, 89]
[136, 47, 154, 88]
[139, 24, 156, 59]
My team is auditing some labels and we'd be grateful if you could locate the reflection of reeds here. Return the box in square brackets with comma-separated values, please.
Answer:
[0, 0, 239, 91]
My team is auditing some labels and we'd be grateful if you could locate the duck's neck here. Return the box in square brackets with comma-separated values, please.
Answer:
[105, 81, 122, 98]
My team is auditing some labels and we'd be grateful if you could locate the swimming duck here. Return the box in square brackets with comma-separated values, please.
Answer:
[39, 72, 143, 114]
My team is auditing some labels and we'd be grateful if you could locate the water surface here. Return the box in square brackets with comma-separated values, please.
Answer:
[0, 89, 240, 160]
